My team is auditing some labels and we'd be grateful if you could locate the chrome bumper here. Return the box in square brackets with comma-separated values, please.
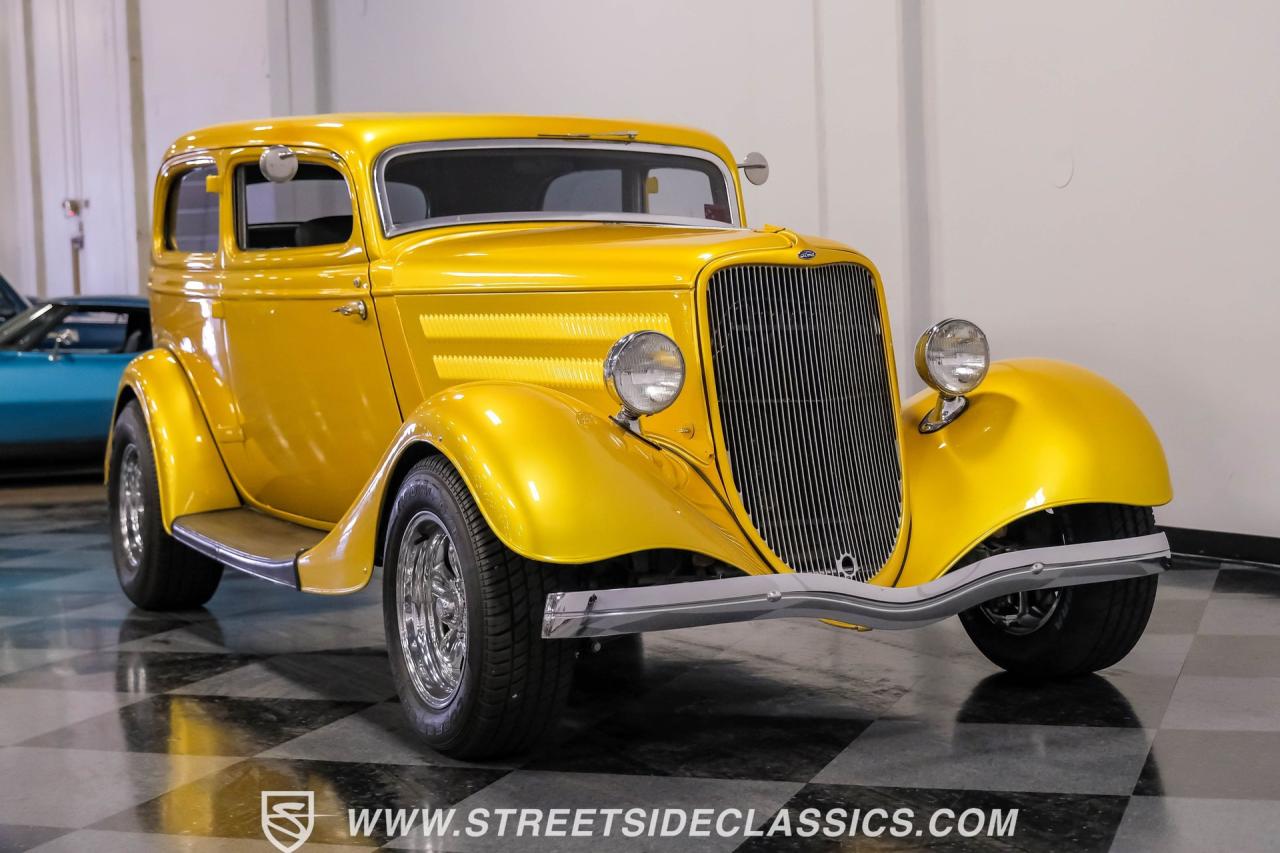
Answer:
[542, 533, 1169, 639]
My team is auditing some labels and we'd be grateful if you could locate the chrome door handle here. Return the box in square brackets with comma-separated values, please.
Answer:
[333, 300, 368, 321]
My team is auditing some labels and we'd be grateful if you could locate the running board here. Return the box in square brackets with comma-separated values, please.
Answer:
[171, 508, 325, 588]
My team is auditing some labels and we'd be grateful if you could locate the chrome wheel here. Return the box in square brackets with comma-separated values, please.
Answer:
[396, 511, 468, 708]
[118, 444, 146, 572]
[979, 589, 1062, 635]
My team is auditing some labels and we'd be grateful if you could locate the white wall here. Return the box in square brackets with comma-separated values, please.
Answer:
[923, 0, 1280, 535]
[322, 0, 827, 235]
[319, 0, 917, 388]
[31, 0, 142, 297]
[137, 0, 274, 180]
[1, 0, 1276, 537]
[0, 0, 39, 295]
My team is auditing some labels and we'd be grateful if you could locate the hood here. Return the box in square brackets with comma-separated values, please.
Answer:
[380, 222, 806, 294]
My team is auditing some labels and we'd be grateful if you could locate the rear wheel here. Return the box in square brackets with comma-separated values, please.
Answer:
[108, 401, 223, 610]
[382, 456, 579, 758]
[959, 504, 1158, 678]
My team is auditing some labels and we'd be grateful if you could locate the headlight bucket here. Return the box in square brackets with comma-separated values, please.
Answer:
[604, 331, 685, 419]
[914, 318, 990, 397]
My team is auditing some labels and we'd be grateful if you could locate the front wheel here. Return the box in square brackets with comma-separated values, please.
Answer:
[382, 456, 578, 759]
[959, 504, 1159, 678]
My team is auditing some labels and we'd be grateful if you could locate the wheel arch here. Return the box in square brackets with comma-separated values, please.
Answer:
[372, 439, 444, 568]
[896, 357, 1172, 587]
[295, 381, 769, 594]
[107, 349, 240, 530]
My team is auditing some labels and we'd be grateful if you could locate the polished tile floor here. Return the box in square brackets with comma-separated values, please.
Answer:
[0, 497, 1278, 851]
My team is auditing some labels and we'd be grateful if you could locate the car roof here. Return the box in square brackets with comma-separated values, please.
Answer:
[45, 295, 149, 309]
[163, 113, 738, 172]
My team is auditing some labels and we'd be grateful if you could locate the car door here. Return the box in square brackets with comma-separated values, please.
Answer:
[0, 351, 133, 446]
[0, 307, 143, 449]
[217, 146, 402, 524]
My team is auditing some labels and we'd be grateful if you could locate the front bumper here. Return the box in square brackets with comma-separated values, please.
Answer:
[542, 533, 1170, 638]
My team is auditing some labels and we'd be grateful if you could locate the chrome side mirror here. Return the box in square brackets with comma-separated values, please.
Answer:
[259, 145, 298, 183]
[736, 151, 769, 186]
[47, 327, 79, 361]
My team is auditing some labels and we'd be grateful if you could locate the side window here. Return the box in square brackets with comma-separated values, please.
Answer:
[236, 161, 354, 250]
[645, 167, 724, 221]
[165, 165, 219, 253]
[543, 169, 622, 212]
[42, 311, 130, 352]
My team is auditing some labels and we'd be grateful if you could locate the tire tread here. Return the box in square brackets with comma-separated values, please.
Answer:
[385, 456, 576, 759]
[959, 504, 1158, 678]
[109, 402, 223, 611]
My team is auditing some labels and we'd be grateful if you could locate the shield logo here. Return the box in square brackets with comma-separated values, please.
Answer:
[261, 791, 315, 853]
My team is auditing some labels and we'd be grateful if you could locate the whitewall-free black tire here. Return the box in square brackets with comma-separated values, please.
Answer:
[108, 401, 223, 610]
[382, 455, 579, 758]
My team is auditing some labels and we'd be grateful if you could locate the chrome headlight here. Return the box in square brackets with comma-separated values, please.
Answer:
[604, 331, 685, 417]
[914, 318, 990, 396]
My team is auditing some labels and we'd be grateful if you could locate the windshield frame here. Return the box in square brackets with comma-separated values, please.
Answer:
[0, 303, 58, 350]
[372, 138, 741, 238]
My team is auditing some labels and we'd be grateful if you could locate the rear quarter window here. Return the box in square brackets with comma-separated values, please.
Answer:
[165, 165, 220, 253]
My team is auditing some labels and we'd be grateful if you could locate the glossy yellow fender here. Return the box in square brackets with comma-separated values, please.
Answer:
[106, 349, 240, 528]
[894, 357, 1172, 587]
[297, 381, 770, 593]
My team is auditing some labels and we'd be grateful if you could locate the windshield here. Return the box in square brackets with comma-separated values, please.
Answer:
[378, 142, 737, 235]
[0, 303, 151, 353]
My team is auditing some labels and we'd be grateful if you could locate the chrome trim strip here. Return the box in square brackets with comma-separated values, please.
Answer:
[372, 138, 741, 238]
[171, 518, 301, 589]
[542, 533, 1171, 638]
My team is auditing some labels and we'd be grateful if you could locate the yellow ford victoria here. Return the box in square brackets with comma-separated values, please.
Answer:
[108, 114, 1172, 758]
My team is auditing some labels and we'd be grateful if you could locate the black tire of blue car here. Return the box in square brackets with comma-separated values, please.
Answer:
[108, 401, 223, 610]
[382, 455, 580, 759]
[959, 504, 1159, 678]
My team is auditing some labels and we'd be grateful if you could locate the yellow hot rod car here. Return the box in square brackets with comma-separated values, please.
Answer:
[108, 114, 1172, 758]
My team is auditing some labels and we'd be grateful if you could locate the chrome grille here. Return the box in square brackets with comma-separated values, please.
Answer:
[706, 263, 903, 580]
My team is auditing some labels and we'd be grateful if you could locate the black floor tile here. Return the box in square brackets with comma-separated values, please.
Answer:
[92, 757, 509, 846]
[526, 712, 871, 782]
[1214, 567, 1280, 597]
[0, 615, 192, 649]
[0, 649, 258, 693]
[0, 590, 110, 617]
[0, 569, 86, 590]
[737, 783, 1130, 852]
[0, 548, 48, 562]
[19, 693, 369, 756]
[945, 672, 1173, 729]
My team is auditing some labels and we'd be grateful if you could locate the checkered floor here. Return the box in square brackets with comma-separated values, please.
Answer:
[0, 497, 1278, 851]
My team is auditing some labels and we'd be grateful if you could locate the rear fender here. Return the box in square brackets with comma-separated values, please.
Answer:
[106, 349, 240, 530]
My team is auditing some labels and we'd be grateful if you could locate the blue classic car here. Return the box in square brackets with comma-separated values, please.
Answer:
[0, 296, 151, 467]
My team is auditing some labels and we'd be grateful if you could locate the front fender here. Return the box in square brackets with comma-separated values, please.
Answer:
[895, 357, 1172, 587]
[297, 381, 769, 593]
[107, 349, 240, 530]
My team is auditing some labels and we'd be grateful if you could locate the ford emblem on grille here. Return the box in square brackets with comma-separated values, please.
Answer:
[798, 249, 816, 260]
